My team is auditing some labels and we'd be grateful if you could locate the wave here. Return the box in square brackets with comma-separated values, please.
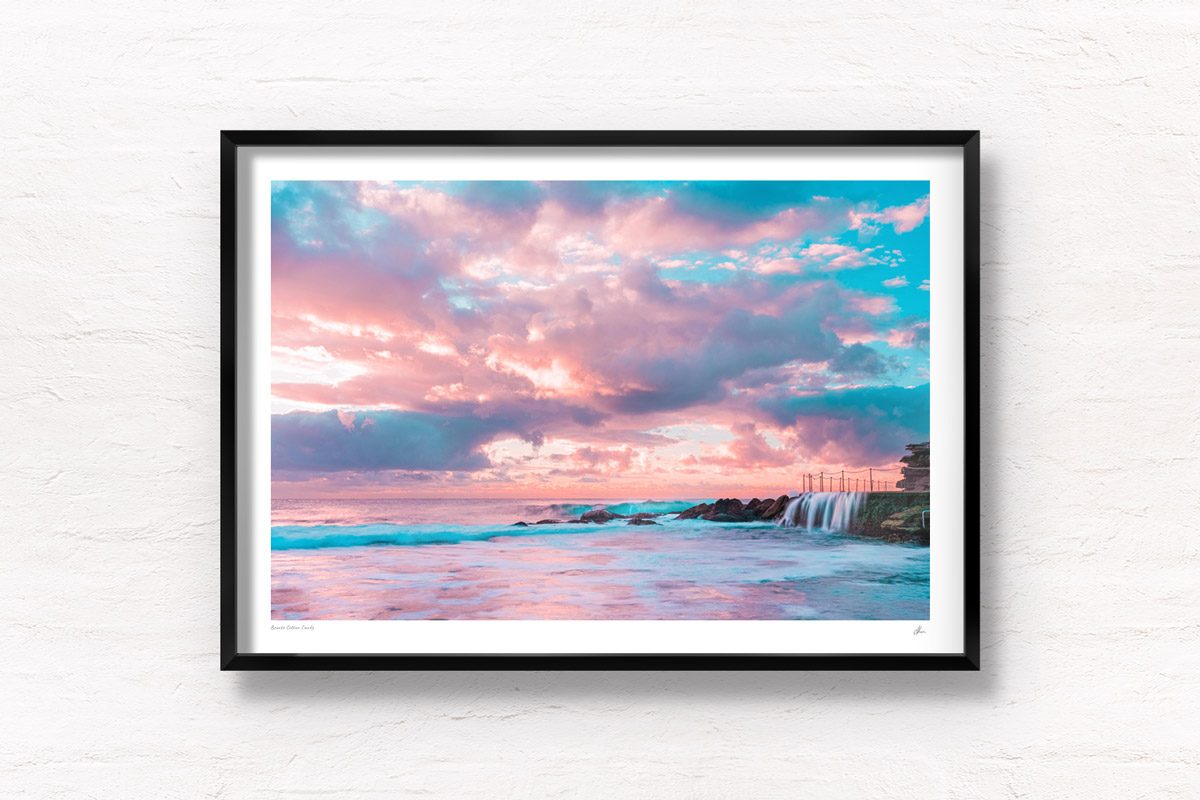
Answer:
[273, 502, 716, 550]
[271, 521, 590, 550]
[522, 499, 709, 519]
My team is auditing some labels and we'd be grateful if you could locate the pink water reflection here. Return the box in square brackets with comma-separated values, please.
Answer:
[271, 524, 929, 621]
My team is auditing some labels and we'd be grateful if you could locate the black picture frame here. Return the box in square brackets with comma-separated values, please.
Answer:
[221, 130, 980, 671]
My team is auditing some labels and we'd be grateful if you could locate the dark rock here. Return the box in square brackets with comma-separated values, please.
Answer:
[700, 498, 746, 520]
[626, 518, 659, 525]
[627, 512, 662, 520]
[679, 496, 790, 522]
[676, 502, 710, 520]
[865, 510, 929, 544]
[880, 507, 927, 534]
[580, 508, 622, 524]
[533, 519, 562, 525]
[897, 441, 931, 491]
[512, 521, 528, 527]
[760, 494, 791, 521]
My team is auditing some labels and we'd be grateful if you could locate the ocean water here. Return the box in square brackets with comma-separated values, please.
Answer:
[271, 498, 701, 529]
[271, 498, 930, 621]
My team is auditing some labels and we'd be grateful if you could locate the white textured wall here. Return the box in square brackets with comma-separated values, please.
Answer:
[4, 2, 1198, 797]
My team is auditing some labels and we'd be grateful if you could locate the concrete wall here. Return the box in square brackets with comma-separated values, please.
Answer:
[4, 2, 1198, 797]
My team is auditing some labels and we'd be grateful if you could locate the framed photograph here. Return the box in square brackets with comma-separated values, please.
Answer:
[222, 131, 979, 670]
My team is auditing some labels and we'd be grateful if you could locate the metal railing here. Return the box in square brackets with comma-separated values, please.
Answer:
[798, 466, 929, 493]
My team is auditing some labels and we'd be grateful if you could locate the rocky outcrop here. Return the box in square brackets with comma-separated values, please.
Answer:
[675, 495, 790, 523]
[897, 442, 930, 491]
[580, 508, 624, 524]
[855, 492, 930, 544]
[759, 494, 790, 521]
[511, 492, 926, 542]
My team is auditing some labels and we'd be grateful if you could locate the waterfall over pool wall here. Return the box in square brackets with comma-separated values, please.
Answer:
[778, 492, 867, 533]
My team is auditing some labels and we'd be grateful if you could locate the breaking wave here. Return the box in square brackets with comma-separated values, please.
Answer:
[271, 522, 585, 550]
[526, 499, 707, 519]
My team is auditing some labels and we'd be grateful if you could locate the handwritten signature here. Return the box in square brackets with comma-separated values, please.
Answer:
[913, 625, 926, 636]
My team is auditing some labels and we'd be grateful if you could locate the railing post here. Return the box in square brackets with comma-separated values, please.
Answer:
[869, 468, 873, 492]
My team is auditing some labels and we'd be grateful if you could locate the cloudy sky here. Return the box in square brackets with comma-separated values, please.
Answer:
[270, 179, 931, 499]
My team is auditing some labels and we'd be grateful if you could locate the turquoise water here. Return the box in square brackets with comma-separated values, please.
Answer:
[270, 499, 930, 621]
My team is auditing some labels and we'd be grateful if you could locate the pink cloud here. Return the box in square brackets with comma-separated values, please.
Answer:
[701, 423, 794, 471]
[271, 182, 929, 497]
[749, 243, 888, 274]
[356, 183, 534, 247]
[271, 264, 903, 429]
[601, 196, 845, 256]
[846, 294, 898, 316]
[357, 184, 848, 274]
[752, 258, 806, 275]
[849, 195, 930, 235]
[883, 196, 931, 233]
[886, 322, 930, 349]
[566, 445, 637, 472]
